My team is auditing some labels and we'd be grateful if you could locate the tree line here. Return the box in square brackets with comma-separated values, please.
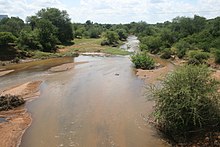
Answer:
[0, 8, 129, 54]
[130, 15, 220, 63]
[0, 8, 219, 63]
[0, 8, 73, 52]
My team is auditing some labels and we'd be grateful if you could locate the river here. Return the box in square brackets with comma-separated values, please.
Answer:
[0, 36, 169, 147]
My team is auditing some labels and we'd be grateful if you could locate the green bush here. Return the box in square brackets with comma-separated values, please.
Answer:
[214, 49, 220, 63]
[131, 52, 155, 69]
[188, 50, 210, 65]
[139, 43, 148, 51]
[0, 32, 17, 46]
[175, 40, 190, 58]
[152, 65, 220, 142]
[103, 31, 119, 45]
[160, 48, 172, 59]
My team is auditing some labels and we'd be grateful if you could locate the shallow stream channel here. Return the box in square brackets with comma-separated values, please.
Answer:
[0, 36, 169, 147]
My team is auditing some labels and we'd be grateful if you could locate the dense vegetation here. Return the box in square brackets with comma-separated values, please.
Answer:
[0, 8, 219, 63]
[0, 8, 73, 52]
[129, 15, 220, 63]
[152, 65, 220, 143]
[131, 52, 155, 69]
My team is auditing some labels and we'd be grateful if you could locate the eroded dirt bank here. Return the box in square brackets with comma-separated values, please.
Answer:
[0, 81, 42, 147]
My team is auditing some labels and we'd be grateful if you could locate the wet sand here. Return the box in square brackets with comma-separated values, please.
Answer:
[0, 81, 42, 147]
[48, 62, 87, 72]
[0, 69, 14, 77]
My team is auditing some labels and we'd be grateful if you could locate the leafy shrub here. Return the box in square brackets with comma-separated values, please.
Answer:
[139, 43, 148, 51]
[100, 40, 109, 46]
[103, 31, 119, 45]
[17, 29, 42, 50]
[0, 32, 17, 46]
[214, 49, 220, 63]
[152, 65, 220, 142]
[188, 50, 210, 65]
[175, 40, 190, 58]
[160, 48, 172, 59]
[144, 36, 162, 54]
[131, 52, 155, 69]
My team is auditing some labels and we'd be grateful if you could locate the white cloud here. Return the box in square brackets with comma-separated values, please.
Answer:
[0, 0, 219, 23]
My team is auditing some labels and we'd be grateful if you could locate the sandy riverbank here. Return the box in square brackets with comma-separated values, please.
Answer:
[0, 69, 15, 77]
[48, 61, 87, 72]
[0, 81, 42, 147]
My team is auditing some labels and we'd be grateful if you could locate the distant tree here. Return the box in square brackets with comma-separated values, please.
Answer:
[144, 36, 162, 54]
[116, 29, 128, 41]
[175, 40, 190, 58]
[104, 31, 119, 45]
[0, 32, 16, 46]
[193, 15, 206, 33]
[88, 27, 101, 38]
[160, 29, 175, 48]
[0, 17, 25, 37]
[36, 19, 58, 52]
[85, 20, 93, 26]
[26, 16, 38, 31]
[36, 8, 73, 43]
[214, 49, 220, 63]
[210, 17, 220, 37]
[17, 29, 42, 50]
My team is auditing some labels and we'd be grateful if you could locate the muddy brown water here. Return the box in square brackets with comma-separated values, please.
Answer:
[17, 56, 168, 147]
[0, 36, 171, 147]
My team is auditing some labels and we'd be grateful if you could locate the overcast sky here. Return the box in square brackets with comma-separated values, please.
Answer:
[0, 0, 220, 24]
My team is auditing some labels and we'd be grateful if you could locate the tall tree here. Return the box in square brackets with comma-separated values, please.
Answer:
[0, 17, 24, 37]
[36, 19, 58, 52]
[37, 8, 73, 43]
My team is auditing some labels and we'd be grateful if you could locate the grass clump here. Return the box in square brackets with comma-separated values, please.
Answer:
[131, 52, 155, 69]
[152, 64, 220, 143]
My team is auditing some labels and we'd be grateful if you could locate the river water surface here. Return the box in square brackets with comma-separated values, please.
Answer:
[0, 37, 169, 147]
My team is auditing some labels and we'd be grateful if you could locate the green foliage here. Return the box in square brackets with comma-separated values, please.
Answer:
[0, 32, 17, 46]
[175, 40, 190, 58]
[160, 48, 173, 59]
[116, 29, 128, 41]
[139, 43, 148, 51]
[152, 65, 220, 141]
[37, 8, 73, 43]
[140, 36, 162, 54]
[103, 31, 119, 45]
[17, 29, 42, 50]
[131, 52, 155, 69]
[214, 49, 220, 63]
[0, 17, 25, 37]
[36, 19, 59, 52]
[188, 50, 210, 65]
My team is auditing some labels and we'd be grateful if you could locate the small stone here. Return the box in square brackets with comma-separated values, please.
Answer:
[115, 73, 119, 76]
[218, 136, 220, 139]
[205, 137, 209, 141]
[214, 140, 219, 145]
